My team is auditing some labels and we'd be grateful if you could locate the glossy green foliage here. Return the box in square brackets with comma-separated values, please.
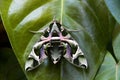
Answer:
[104, 1, 120, 79]
[105, 0, 120, 24]
[104, 1, 120, 80]
[95, 52, 120, 80]
[112, 24, 120, 61]
[0, 48, 27, 80]
[0, 0, 116, 80]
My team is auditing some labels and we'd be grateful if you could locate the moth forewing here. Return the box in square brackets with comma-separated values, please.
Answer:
[25, 40, 48, 71]
[25, 49, 40, 71]
[60, 26, 88, 69]
[63, 38, 88, 69]
[72, 46, 88, 68]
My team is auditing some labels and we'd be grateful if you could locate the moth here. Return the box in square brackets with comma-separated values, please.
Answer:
[25, 20, 88, 71]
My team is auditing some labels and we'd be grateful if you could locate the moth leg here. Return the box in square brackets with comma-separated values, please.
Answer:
[25, 41, 47, 71]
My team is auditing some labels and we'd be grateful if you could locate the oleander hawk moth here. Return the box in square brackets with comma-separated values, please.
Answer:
[25, 20, 88, 71]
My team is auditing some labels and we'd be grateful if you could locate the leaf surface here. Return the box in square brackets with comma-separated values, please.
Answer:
[0, 0, 115, 80]
[95, 52, 120, 80]
[112, 24, 120, 61]
[0, 48, 27, 80]
[105, 0, 120, 24]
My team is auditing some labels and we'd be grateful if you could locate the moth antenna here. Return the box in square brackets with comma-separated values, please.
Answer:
[53, 16, 61, 23]
[62, 25, 82, 32]
[29, 30, 43, 34]
[67, 29, 82, 32]
[53, 16, 57, 22]
[53, 16, 56, 20]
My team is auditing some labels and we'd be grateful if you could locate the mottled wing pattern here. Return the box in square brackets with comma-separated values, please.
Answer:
[25, 20, 88, 71]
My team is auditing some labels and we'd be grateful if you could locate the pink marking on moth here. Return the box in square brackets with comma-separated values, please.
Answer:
[41, 32, 52, 41]
[59, 34, 70, 41]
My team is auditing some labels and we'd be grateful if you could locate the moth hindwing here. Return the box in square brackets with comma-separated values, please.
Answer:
[25, 20, 88, 71]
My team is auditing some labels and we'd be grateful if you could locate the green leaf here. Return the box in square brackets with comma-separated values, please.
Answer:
[0, 48, 27, 80]
[0, 0, 115, 80]
[105, 0, 120, 24]
[112, 24, 120, 61]
[95, 52, 120, 80]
